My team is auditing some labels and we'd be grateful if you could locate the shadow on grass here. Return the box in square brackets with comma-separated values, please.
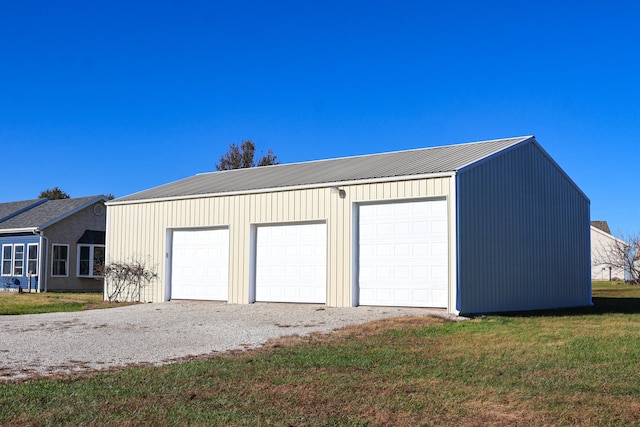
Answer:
[475, 297, 640, 318]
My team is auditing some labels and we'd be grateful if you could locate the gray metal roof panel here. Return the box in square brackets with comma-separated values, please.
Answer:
[0, 196, 105, 231]
[115, 136, 532, 202]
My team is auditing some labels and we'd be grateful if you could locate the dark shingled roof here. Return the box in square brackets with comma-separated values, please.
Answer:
[591, 221, 611, 234]
[114, 136, 534, 203]
[0, 196, 107, 231]
[0, 199, 47, 223]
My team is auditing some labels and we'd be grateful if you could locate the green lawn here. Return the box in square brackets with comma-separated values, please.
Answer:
[0, 292, 131, 315]
[1, 282, 639, 426]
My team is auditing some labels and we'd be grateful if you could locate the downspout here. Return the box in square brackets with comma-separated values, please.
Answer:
[33, 229, 48, 292]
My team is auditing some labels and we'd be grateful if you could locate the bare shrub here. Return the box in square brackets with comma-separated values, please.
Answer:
[101, 257, 158, 302]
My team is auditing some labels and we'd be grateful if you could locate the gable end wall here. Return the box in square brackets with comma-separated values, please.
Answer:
[456, 141, 591, 313]
[44, 203, 106, 292]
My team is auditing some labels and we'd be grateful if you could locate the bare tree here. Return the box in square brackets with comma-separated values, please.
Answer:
[257, 148, 278, 167]
[592, 232, 640, 283]
[215, 140, 279, 170]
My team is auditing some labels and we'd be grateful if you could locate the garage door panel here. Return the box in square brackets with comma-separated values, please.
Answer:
[171, 229, 229, 301]
[359, 200, 448, 308]
[255, 223, 326, 303]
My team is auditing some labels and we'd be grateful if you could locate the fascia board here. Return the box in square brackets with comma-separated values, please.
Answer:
[0, 227, 37, 234]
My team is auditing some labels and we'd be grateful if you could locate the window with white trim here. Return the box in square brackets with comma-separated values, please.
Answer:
[27, 244, 38, 276]
[13, 245, 24, 276]
[52, 244, 69, 277]
[77, 244, 105, 278]
[1, 245, 12, 276]
[1, 244, 26, 276]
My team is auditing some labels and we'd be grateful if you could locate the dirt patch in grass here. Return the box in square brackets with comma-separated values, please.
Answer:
[261, 315, 449, 349]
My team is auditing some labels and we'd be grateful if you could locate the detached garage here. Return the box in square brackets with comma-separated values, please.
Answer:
[106, 136, 591, 314]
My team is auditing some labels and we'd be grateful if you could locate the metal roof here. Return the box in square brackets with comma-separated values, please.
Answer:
[114, 136, 533, 203]
[0, 196, 107, 232]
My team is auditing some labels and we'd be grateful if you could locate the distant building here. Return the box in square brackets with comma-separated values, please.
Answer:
[590, 221, 628, 281]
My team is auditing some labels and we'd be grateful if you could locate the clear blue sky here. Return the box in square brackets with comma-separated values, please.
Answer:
[1, 1, 638, 234]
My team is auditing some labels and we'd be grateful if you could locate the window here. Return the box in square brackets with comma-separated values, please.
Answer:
[27, 244, 38, 275]
[1, 245, 12, 276]
[77, 244, 105, 277]
[1, 244, 25, 276]
[13, 245, 24, 276]
[52, 245, 69, 277]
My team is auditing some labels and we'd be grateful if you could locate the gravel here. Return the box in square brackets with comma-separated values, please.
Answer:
[0, 301, 455, 382]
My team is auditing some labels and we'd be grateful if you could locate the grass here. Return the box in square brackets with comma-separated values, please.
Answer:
[0, 292, 131, 315]
[0, 281, 639, 426]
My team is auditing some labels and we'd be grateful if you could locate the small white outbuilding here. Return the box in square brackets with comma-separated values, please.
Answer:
[106, 136, 591, 314]
[590, 221, 628, 281]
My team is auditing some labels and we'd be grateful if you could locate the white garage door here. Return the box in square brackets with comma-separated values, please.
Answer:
[358, 200, 448, 307]
[171, 228, 229, 301]
[255, 223, 327, 303]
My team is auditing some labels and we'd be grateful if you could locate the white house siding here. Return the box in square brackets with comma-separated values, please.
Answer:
[106, 176, 453, 307]
[590, 226, 626, 281]
[455, 141, 591, 314]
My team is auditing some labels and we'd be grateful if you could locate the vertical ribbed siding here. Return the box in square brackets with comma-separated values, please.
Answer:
[106, 176, 452, 306]
[456, 141, 591, 314]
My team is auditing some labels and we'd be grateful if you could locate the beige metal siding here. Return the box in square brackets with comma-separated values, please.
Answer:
[106, 177, 452, 306]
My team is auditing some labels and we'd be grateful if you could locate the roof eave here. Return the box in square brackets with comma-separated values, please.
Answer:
[0, 227, 37, 235]
[590, 225, 628, 246]
[106, 171, 458, 206]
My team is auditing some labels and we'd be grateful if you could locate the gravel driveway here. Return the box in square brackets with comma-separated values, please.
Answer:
[0, 301, 453, 382]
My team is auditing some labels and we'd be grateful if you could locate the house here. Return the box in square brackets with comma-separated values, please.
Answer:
[590, 221, 628, 281]
[106, 136, 591, 314]
[0, 196, 108, 292]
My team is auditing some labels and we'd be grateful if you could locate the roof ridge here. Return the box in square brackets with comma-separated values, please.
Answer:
[195, 136, 534, 177]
